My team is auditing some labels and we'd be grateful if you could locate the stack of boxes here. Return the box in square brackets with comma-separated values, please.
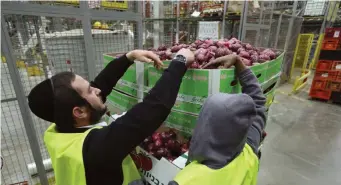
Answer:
[310, 28, 341, 103]
[104, 52, 285, 134]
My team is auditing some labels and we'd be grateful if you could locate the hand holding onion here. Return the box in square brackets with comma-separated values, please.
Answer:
[126, 50, 163, 69]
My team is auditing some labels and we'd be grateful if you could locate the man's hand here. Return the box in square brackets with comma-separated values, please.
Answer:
[126, 50, 163, 69]
[175, 48, 195, 67]
[202, 54, 247, 74]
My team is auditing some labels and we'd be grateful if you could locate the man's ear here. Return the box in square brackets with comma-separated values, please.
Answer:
[72, 106, 88, 119]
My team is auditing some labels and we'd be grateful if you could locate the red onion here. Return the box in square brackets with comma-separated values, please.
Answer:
[249, 50, 258, 56]
[204, 39, 214, 46]
[245, 43, 253, 50]
[152, 132, 161, 142]
[230, 43, 242, 52]
[208, 45, 218, 52]
[154, 139, 163, 149]
[225, 49, 233, 55]
[156, 148, 168, 158]
[194, 40, 203, 45]
[198, 43, 209, 49]
[171, 45, 181, 52]
[161, 131, 172, 142]
[196, 53, 206, 64]
[216, 40, 225, 48]
[239, 51, 250, 58]
[237, 47, 245, 54]
[148, 143, 156, 152]
[250, 55, 259, 63]
[215, 47, 227, 58]
[195, 48, 208, 56]
[158, 45, 167, 51]
[259, 54, 270, 61]
[190, 62, 200, 69]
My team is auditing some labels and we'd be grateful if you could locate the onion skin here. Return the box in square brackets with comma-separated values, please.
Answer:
[239, 51, 250, 59]
[216, 40, 225, 48]
[208, 45, 218, 52]
[250, 55, 259, 63]
[245, 43, 253, 50]
[204, 39, 214, 46]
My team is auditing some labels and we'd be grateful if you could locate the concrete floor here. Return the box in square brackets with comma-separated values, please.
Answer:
[258, 83, 341, 185]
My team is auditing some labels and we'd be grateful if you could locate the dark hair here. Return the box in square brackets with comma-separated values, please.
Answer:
[51, 72, 89, 132]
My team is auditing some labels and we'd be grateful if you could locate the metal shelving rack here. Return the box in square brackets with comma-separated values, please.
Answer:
[1, 1, 143, 185]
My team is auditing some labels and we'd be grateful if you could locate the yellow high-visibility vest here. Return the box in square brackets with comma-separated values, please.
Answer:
[174, 144, 259, 185]
[44, 124, 141, 185]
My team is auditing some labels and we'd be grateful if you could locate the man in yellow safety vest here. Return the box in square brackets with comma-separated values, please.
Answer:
[169, 55, 266, 185]
[28, 49, 194, 185]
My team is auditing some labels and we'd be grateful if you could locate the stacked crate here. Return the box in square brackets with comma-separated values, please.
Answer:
[310, 28, 341, 102]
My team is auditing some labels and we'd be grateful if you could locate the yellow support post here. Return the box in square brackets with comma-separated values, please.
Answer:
[290, 34, 314, 94]
[310, 34, 324, 69]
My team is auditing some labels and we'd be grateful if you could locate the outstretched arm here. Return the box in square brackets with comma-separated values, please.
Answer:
[85, 49, 194, 160]
[203, 55, 266, 153]
[237, 61, 266, 153]
[91, 50, 163, 103]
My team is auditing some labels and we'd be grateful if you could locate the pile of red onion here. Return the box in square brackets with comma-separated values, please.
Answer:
[141, 129, 189, 162]
[148, 38, 281, 69]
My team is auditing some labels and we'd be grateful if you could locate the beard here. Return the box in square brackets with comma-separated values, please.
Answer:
[89, 105, 107, 125]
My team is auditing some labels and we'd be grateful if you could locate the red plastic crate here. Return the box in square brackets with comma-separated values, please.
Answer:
[325, 28, 341, 40]
[311, 79, 328, 90]
[332, 61, 341, 71]
[328, 81, 341, 92]
[336, 72, 341, 82]
[314, 71, 338, 81]
[309, 89, 332, 100]
[322, 38, 340, 50]
[316, 60, 333, 71]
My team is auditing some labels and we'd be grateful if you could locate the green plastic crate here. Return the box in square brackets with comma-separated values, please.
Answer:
[265, 52, 284, 80]
[104, 54, 148, 98]
[250, 62, 268, 83]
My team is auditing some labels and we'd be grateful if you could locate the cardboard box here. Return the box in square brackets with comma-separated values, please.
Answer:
[107, 89, 199, 135]
[136, 125, 189, 185]
[104, 54, 149, 99]
[104, 52, 284, 115]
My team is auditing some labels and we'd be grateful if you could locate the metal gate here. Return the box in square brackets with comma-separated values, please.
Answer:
[239, 1, 304, 82]
[1, 1, 143, 184]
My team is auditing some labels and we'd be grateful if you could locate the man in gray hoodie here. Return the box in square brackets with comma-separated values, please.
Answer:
[169, 54, 266, 185]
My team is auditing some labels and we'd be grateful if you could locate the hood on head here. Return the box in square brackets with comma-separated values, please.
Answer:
[188, 93, 256, 169]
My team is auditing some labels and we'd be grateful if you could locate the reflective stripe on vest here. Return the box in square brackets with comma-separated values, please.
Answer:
[44, 124, 141, 185]
[174, 144, 259, 185]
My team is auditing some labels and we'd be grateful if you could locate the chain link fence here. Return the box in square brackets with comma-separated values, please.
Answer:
[1, 1, 142, 184]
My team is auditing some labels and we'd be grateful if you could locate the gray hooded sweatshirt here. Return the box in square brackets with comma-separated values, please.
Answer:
[169, 68, 266, 185]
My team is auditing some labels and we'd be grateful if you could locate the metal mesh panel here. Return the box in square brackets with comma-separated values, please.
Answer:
[2, 14, 90, 184]
[224, 18, 240, 38]
[145, 1, 177, 19]
[1, 61, 34, 184]
[143, 20, 176, 48]
[2, 1, 143, 184]
[91, 20, 137, 73]
[178, 20, 199, 44]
